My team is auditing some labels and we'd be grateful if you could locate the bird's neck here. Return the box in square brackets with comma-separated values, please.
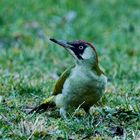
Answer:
[75, 60, 103, 76]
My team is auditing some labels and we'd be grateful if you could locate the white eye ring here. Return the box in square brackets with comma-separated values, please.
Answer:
[79, 46, 83, 49]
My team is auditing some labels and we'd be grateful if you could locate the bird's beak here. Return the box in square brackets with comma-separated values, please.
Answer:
[50, 38, 78, 60]
[50, 38, 72, 49]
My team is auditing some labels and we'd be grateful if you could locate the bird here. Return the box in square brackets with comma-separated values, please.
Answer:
[29, 38, 107, 118]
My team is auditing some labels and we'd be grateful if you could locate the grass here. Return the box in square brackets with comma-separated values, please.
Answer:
[0, 0, 140, 139]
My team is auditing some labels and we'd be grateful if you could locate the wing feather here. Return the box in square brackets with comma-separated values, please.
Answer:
[53, 65, 74, 95]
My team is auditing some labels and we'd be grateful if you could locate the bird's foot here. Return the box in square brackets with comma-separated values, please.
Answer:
[60, 108, 67, 119]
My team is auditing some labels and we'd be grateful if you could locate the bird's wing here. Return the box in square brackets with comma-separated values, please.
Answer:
[53, 65, 74, 95]
[28, 65, 74, 114]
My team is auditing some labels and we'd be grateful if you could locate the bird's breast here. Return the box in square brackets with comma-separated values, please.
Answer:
[62, 66, 107, 106]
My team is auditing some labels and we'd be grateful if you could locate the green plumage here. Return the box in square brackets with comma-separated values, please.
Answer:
[53, 66, 74, 95]
[29, 38, 107, 118]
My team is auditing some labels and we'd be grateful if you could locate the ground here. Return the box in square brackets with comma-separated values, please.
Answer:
[0, 0, 140, 139]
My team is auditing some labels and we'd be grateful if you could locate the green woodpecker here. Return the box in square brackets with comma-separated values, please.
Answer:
[30, 38, 107, 118]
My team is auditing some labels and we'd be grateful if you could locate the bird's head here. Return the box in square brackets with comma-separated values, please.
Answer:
[50, 38, 99, 66]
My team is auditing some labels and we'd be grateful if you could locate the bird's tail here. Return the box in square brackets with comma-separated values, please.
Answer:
[29, 96, 55, 114]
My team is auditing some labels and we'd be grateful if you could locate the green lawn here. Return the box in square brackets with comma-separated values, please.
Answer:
[0, 0, 140, 139]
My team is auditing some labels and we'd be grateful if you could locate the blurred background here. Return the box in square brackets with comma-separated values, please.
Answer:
[0, 0, 140, 80]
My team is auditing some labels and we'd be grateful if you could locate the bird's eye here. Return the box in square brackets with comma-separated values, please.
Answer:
[79, 46, 84, 50]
